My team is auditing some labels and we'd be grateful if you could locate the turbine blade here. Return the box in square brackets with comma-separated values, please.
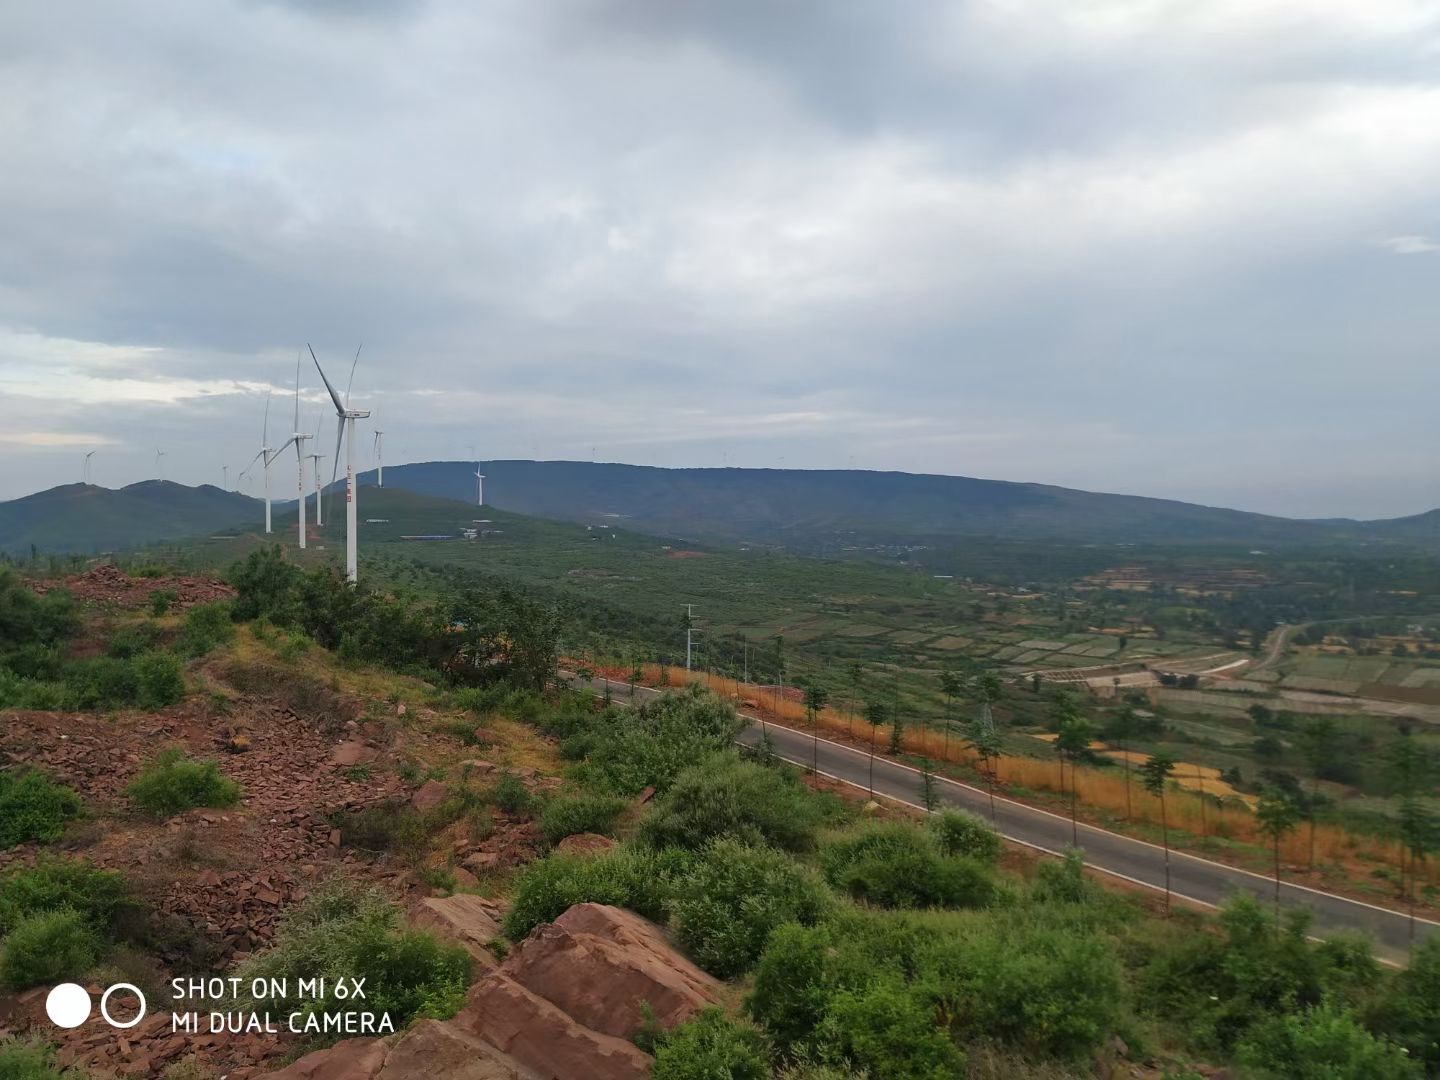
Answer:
[243, 448, 265, 473]
[263, 390, 272, 446]
[330, 418, 345, 485]
[294, 348, 302, 432]
[310, 344, 345, 414]
[344, 345, 362, 408]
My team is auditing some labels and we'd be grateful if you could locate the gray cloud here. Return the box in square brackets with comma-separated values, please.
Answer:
[2, 0, 1440, 518]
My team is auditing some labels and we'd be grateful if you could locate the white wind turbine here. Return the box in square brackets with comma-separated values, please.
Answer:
[372, 405, 384, 488]
[290, 353, 313, 550]
[222, 464, 229, 490]
[239, 392, 292, 534]
[306, 413, 327, 528]
[475, 466, 485, 507]
[83, 451, 96, 484]
[310, 343, 370, 584]
[155, 448, 166, 481]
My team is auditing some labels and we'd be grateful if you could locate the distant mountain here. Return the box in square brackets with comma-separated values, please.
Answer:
[337, 460, 1439, 549]
[0, 481, 261, 556]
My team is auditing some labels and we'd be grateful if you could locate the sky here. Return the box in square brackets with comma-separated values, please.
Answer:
[3, 0, 1440, 519]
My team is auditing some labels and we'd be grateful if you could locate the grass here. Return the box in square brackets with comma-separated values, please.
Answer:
[124, 747, 241, 818]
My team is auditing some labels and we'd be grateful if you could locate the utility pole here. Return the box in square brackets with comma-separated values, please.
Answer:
[684, 605, 699, 672]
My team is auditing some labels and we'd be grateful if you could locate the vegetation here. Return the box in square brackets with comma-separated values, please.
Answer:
[124, 747, 241, 818]
[538, 791, 628, 846]
[819, 822, 998, 910]
[234, 879, 470, 1042]
[0, 857, 129, 990]
[0, 769, 81, 849]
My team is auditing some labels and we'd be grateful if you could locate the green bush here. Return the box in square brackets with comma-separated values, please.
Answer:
[1029, 850, 1106, 907]
[105, 621, 162, 659]
[652, 1008, 771, 1080]
[125, 747, 240, 818]
[672, 839, 832, 978]
[0, 769, 81, 849]
[538, 792, 628, 847]
[503, 846, 690, 940]
[570, 687, 744, 796]
[820, 823, 996, 909]
[0, 856, 128, 934]
[0, 1037, 68, 1080]
[492, 771, 533, 816]
[0, 909, 101, 989]
[1368, 933, 1440, 1073]
[334, 800, 428, 853]
[175, 602, 235, 657]
[1237, 1005, 1420, 1079]
[822, 980, 964, 1080]
[149, 588, 177, 617]
[134, 650, 186, 707]
[928, 810, 1002, 864]
[639, 754, 831, 853]
[234, 880, 470, 1042]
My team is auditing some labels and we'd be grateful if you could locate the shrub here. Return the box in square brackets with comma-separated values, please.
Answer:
[234, 880, 470, 1042]
[503, 847, 690, 940]
[538, 792, 628, 847]
[928, 810, 1002, 864]
[0, 909, 101, 989]
[125, 747, 240, 818]
[0, 769, 81, 849]
[1369, 933, 1440, 1073]
[652, 1008, 771, 1080]
[492, 771, 533, 816]
[106, 621, 162, 659]
[820, 824, 996, 910]
[175, 602, 235, 657]
[134, 650, 186, 707]
[149, 588, 177, 617]
[639, 754, 831, 853]
[0, 856, 128, 934]
[1029, 850, 1104, 906]
[334, 800, 428, 853]
[570, 688, 745, 795]
[672, 839, 832, 978]
[1237, 1005, 1420, 1079]
[822, 980, 964, 1080]
[0, 1037, 67, 1080]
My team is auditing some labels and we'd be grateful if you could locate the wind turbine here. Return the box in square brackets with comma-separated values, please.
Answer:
[83, 451, 96, 484]
[287, 355, 313, 550]
[155, 448, 166, 481]
[310, 343, 370, 584]
[306, 412, 327, 528]
[475, 466, 485, 507]
[239, 392, 289, 534]
[372, 405, 384, 488]
[222, 464, 229, 490]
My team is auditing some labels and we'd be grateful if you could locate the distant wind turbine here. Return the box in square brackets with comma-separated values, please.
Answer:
[311, 343, 371, 584]
[239, 391, 294, 534]
[291, 352, 313, 550]
[307, 411, 327, 528]
[475, 467, 485, 507]
[155, 448, 166, 481]
[222, 464, 229, 490]
[372, 404, 384, 488]
[83, 451, 96, 484]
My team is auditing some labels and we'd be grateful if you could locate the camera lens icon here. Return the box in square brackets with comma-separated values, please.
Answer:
[46, 982, 147, 1029]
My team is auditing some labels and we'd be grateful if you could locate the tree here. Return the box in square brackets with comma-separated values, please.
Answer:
[1104, 703, 1141, 820]
[1397, 797, 1437, 955]
[1141, 754, 1176, 913]
[864, 700, 888, 798]
[628, 661, 642, 702]
[803, 683, 829, 775]
[1048, 688, 1082, 733]
[1299, 717, 1339, 872]
[1387, 737, 1436, 920]
[1255, 787, 1302, 930]
[920, 758, 938, 811]
[968, 673, 1006, 824]
[846, 661, 864, 740]
[938, 669, 963, 761]
[1055, 718, 1093, 847]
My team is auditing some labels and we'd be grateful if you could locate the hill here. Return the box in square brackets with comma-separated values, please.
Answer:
[344, 460, 1437, 549]
[0, 481, 261, 556]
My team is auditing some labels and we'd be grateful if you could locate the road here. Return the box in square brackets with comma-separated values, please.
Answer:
[575, 673, 1435, 964]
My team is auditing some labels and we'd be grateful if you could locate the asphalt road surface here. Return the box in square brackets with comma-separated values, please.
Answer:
[575, 674, 1436, 965]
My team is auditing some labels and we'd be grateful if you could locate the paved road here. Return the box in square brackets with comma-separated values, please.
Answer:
[576, 673, 1435, 964]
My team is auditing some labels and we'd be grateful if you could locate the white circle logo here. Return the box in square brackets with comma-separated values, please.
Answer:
[46, 983, 92, 1028]
[100, 983, 147, 1029]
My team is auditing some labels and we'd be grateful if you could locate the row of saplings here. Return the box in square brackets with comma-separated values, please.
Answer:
[495, 685, 1440, 1080]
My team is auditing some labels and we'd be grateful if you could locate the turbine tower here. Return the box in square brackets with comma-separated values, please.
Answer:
[311, 343, 370, 584]
[372, 405, 384, 487]
[291, 353, 313, 550]
[155, 448, 166, 481]
[83, 451, 96, 484]
[222, 464, 229, 490]
[239, 392, 291, 534]
[475, 467, 485, 507]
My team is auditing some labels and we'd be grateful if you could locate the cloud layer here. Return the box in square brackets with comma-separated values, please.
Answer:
[3, 0, 1439, 517]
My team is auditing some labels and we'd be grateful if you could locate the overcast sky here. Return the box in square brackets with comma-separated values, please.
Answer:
[3, 1, 1440, 519]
